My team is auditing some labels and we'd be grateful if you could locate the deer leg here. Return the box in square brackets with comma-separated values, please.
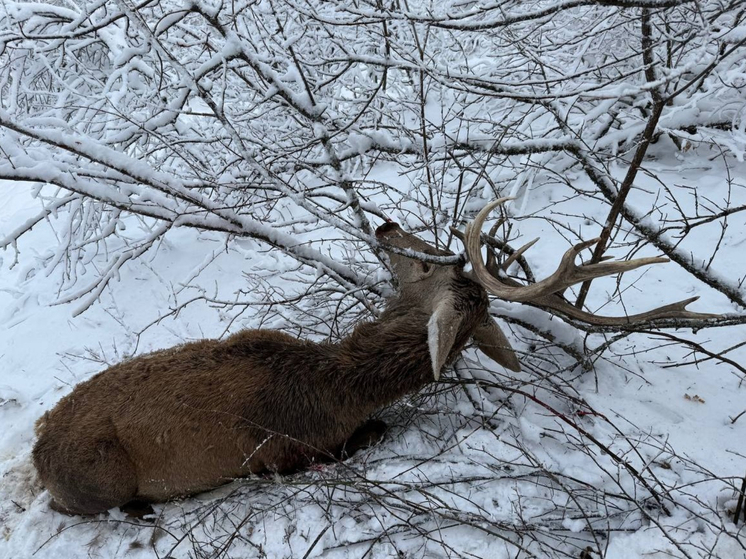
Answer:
[36, 435, 139, 515]
[337, 419, 387, 460]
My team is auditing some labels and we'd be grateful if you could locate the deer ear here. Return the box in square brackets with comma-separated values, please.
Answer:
[473, 315, 521, 372]
[427, 298, 463, 381]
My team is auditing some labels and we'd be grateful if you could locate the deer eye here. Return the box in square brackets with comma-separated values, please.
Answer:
[421, 262, 430, 273]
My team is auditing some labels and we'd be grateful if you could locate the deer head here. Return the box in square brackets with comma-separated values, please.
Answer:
[378, 197, 717, 378]
[375, 219, 521, 377]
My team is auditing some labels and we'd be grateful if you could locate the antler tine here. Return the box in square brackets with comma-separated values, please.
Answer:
[502, 237, 539, 272]
[533, 294, 719, 325]
[543, 237, 671, 292]
[464, 198, 535, 300]
[484, 218, 507, 274]
[488, 218, 505, 238]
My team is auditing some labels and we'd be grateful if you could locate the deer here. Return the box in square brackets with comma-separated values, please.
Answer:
[32, 199, 716, 515]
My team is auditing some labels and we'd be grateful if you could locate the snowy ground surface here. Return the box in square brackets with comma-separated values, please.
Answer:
[1, 147, 745, 558]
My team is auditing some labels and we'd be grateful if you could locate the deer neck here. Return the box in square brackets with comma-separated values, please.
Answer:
[328, 307, 431, 409]
[331, 303, 477, 413]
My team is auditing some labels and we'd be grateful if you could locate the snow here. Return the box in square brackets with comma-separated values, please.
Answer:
[1, 146, 744, 558]
[1, 0, 746, 557]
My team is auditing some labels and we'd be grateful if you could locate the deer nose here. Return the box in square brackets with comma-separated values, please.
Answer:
[375, 221, 401, 239]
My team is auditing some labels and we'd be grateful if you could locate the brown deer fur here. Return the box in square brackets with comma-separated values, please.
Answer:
[32, 222, 505, 515]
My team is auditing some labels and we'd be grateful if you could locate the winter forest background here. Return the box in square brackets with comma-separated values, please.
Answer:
[1, 0, 746, 557]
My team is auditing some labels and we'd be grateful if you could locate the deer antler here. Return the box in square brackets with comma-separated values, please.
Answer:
[464, 199, 719, 325]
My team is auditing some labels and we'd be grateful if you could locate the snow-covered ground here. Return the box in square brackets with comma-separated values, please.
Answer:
[1, 145, 745, 558]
